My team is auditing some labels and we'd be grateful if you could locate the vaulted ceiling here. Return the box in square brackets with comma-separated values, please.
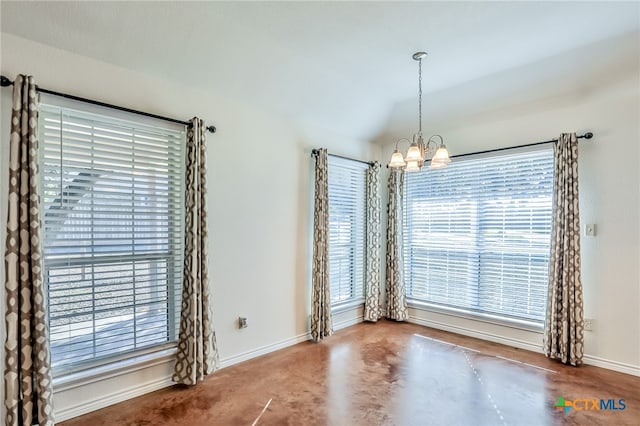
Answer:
[2, 1, 639, 141]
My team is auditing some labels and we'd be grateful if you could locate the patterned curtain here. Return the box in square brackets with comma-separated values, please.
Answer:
[310, 148, 332, 342]
[543, 132, 584, 366]
[4, 75, 55, 426]
[173, 118, 219, 385]
[363, 162, 382, 322]
[386, 169, 408, 321]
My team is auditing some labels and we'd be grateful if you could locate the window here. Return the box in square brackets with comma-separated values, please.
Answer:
[39, 102, 185, 374]
[403, 148, 553, 325]
[328, 157, 367, 306]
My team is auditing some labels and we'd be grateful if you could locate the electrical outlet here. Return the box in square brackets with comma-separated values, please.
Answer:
[238, 317, 248, 329]
[584, 318, 594, 331]
[585, 224, 596, 237]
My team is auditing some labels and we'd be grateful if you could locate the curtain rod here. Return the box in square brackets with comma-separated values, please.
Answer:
[1, 75, 216, 133]
[385, 132, 594, 168]
[311, 149, 376, 166]
[449, 132, 593, 160]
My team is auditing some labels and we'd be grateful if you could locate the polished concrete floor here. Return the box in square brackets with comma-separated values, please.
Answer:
[60, 320, 640, 426]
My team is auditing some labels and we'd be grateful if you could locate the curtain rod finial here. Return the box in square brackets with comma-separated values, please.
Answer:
[206, 125, 216, 133]
[1, 75, 13, 87]
[584, 132, 593, 139]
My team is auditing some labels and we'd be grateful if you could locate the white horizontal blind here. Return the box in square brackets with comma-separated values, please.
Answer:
[39, 103, 185, 373]
[403, 148, 553, 323]
[328, 157, 367, 305]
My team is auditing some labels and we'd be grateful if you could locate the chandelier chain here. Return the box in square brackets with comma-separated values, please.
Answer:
[418, 58, 422, 134]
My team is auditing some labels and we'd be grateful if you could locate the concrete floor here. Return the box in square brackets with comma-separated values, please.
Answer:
[60, 320, 640, 425]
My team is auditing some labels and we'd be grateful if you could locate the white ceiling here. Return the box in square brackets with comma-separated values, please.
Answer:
[1, 1, 639, 141]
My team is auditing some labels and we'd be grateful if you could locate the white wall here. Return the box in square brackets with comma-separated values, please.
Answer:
[378, 57, 640, 375]
[0, 33, 378, 421]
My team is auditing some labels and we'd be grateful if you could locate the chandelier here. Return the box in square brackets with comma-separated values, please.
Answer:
[388, 52, 451, 172]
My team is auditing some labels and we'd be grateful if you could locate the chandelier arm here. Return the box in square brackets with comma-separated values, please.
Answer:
[423, 141, 436, 158]
[427, 134, 443, 145]
[394, 138, 413, 150]
[423, 135, 444, 158]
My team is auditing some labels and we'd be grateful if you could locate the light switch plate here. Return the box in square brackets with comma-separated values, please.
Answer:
[585, 224, 596, 237]
[584, 318, 594, 331]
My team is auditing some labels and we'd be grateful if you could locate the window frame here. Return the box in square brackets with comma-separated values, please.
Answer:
[402, 146, 554, 331]
[38, 95, 186, 377]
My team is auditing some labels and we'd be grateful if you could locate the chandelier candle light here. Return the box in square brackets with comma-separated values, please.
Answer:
[388, 51, 451, 172]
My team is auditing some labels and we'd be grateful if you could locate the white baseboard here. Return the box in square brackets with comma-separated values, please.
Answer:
[217, 313, 363, 369]
[408, 315, 543, 353]
[409, 315, 640, 377]
[217, 316, 363, 369]
[55, 376, 174, 422]
[583, 354, 640, 377]
[333, 315, 364, 331]
[218, 332, 311, 369]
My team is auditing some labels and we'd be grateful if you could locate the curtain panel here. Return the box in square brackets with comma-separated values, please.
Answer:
[310, 148, 333, 342]
[173, 118, 219, 385]
[386, 169, 408, 321]
[363, 162, 382, 322]
[543, 132, 585, 366]
[4, 75, 55, 426]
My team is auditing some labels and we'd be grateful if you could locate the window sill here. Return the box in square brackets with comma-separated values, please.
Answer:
[407, 299, 544, 333]
[331, 298, 365, 314]
[53, 346, 177, 393]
